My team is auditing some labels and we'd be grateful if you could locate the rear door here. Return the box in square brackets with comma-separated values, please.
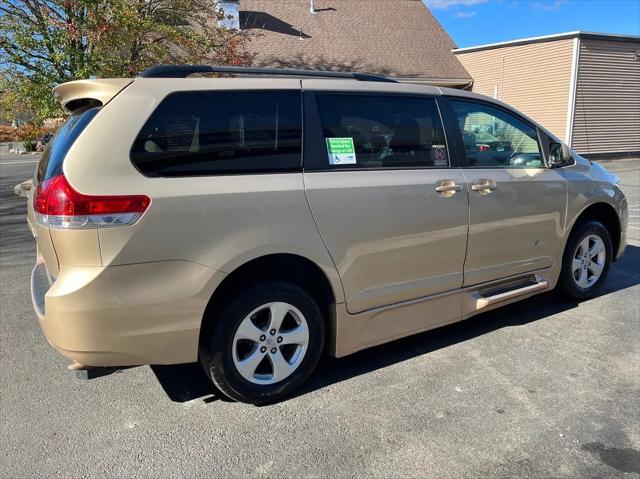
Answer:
[302, 89, 469, 316]
[443, 97, 567, 286]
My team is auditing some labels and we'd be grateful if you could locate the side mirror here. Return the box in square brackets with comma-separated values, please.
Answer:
[549, 142, 571, 167]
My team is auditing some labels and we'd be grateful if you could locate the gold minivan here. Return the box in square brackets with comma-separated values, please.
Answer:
[28, 65, 628, 403]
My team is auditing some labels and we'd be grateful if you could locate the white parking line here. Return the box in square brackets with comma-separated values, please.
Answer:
[0, 160, 39, 165]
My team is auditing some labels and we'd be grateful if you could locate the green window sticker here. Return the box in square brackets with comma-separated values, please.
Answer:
[326, 137, 356, 165]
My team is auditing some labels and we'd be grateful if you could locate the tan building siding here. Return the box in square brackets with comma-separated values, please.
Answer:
[571, 38, 640, 155]
[455, 39, 574, 140]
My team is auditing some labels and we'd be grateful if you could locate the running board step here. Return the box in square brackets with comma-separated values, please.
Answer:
[470, 276, 549, 311]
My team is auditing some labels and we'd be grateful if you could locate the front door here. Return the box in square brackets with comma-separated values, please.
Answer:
[447, 98, 567, 286]
[302, 89, 469, 316]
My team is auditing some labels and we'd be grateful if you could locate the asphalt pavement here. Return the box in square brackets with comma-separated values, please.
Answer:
[1, 154, 638, 478]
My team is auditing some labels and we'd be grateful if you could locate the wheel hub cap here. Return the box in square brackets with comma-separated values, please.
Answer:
[572, 234, 606, 289]
[232, 301, 309, 385]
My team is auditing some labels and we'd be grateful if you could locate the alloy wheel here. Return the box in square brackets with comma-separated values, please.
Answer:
[572, 234, 606, 289]
[232, 302, 309, 385]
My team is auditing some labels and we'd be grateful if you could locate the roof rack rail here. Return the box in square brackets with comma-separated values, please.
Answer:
[138, 64, 397, 83]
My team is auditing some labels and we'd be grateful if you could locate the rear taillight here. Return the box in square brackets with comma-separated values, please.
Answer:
[34, 175, 150, 229]
[478, 144, 491, 151]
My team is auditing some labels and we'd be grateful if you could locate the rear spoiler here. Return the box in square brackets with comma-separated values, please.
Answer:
[53, 78, 133, 113]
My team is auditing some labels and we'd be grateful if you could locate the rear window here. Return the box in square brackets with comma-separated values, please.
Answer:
[130, 90, 302, 177]
[36, 107, 100, 183]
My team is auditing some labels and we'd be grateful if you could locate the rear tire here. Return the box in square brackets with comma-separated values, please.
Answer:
[199, 281, 325, 404]
[558, 220, 612, 300]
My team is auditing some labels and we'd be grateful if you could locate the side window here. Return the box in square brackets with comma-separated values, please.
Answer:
[315, 95, 449, 169]
[451, 100, 543, 168]
[131, 90, 301, 176]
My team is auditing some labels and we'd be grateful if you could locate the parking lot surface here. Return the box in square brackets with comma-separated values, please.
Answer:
[1, 155, 638, 478]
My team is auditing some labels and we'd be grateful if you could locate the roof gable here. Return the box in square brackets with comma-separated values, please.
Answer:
[239, 0, 471, 82]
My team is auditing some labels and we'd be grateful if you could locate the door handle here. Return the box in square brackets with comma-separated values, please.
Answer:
[471, 179, 497, 194]
[435, 180, 463, 197]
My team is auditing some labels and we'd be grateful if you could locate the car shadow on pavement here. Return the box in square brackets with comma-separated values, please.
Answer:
[151, 244, 640, 404]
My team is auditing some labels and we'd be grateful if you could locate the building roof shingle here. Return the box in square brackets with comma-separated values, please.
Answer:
[239, 0, 472, 84]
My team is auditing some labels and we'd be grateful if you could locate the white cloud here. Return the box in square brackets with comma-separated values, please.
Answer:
[532, 0, 567, 11]
[424, 0, 488, 9]
[454, 10, 478, 18]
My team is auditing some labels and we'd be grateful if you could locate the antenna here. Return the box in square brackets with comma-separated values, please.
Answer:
[310, 0, 316, 14]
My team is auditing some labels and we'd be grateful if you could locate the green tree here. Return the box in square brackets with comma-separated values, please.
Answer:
[0, 0, 249, 122]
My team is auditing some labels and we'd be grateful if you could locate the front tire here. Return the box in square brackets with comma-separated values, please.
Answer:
[200, 281, 325, 404]
[558, 220, 612, 299]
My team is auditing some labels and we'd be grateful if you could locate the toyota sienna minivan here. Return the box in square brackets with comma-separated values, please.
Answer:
[28, 65, 627, 404]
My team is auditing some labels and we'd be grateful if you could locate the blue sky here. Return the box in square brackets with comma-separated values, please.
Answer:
[424, 0, 640, 48]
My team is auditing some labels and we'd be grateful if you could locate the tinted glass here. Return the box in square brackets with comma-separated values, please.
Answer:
[316, 95, 449, 169]
[131, 90, 302, 177]
[36, 107, 100, 183]
[451, 101, 543, 168]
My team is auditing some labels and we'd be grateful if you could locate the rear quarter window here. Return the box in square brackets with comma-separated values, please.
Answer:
[130, 90, 302, 177]
[35, 107, 100, 183]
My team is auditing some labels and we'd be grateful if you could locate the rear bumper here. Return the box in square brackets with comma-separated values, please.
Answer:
[31, 259, 224, 367]
[31, 261, 48, 320]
